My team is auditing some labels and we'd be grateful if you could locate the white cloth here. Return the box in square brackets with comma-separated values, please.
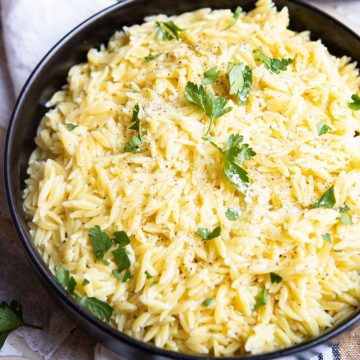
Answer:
[0, 0, 116, 128]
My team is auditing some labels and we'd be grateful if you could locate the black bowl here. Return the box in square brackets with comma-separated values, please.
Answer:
[4, 0, 360, 359]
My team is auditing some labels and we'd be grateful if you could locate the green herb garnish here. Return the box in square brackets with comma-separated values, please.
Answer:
[0, 301, 42, 349]
[225, 208, 240, 220]
[337, 203, 352, 224]
[228, 62, 252, 104]
[202, 298, 214, 307]
[196, 226, 221, 240]
[269, 272, 283, 283]
[82, 279, 90, 286]
[254, 47, 293, 74]
[311, 186, 335, 209]
[155, 21, 184, 41]
[112, 247, 131, 273]
[143, 53, 161, 64]
[212, 134, 256, 194]
[322, 233, 332, 243]
[88, 225, 113, 261]
[145, 270, 153, 279]
[124, 135, 142, 153]
[66, 123, 78, 131]
[184, 81, 232, 138]
[222, 6, 242, 31]
[202, 66, 220, 85]
[254, 289, 267, 309]
[317, 121, 332, 136]
[124, 104, 143, 153]
[56, 266, 77, 294]
[113, 231, 131, 247]
[77, 297, 113, 322]
[349, 94, 360, 110]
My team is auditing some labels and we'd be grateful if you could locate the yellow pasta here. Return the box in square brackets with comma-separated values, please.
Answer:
[23, 0, 360, 355]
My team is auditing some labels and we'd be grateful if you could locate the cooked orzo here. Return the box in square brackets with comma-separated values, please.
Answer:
[23, 0, 360, 355]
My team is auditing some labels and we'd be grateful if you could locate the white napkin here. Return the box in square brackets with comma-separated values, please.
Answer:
[0, 0, 116, 128]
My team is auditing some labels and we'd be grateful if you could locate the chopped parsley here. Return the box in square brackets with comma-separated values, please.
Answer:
[113, 231, 131, 247]
[202, 66, 220, 85]
[77, 297, 113, 322]
[254, 47, 293, 74]
[226, 208, 240, 220]
[349, 94, 360, 110]
[66, 123, 78, 131]
[228, 62, 252, 104]
[155, 21, 184, 41]
[56, 266, 77, 295]
[269, 272, 283, 283]
[184, 81, 232, 138]
[143, 53, 161, 63]
[88, 225, 113, 261]
[212, 134, 256, 194]
[82, 279, 90, 286]
[124, 104, 143, 153]
[317, 121, 332, 136]
[322, 233, 332, 244]
[196, 226, 221, 240]
[150, 280, 159, 287]
[112, 247, 131, 273]
[338, 204, 352, 224]
[145, 270, 153, 279]
[311, 186, 335, 209]
[202, 298, 214, 307]
[222, 6, 242, 31]
[111, 230, 133, 281]
[254, 289, 267, 309]
[0, 300, 42, 349]
[55, 267, 113, 322]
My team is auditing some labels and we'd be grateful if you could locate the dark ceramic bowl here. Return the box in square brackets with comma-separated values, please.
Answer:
[4, 0, 360, 359]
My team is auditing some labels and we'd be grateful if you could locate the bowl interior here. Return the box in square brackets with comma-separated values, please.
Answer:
[5, 0, 360, 359]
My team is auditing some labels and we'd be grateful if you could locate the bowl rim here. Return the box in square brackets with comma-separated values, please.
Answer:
[4, 0, 360, 359]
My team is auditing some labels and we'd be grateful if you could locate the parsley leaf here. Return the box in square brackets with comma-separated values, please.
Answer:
[145, 270, 153, 279]
[338, 204, 350, 213]
[82, 279, 90, 286]
[129, 104, 140, 131]
[66, 123, 78, 131]
[322, 233, 332, 243]
[202, 298, 214, 307]
[0, 301, 41, 349]
[88, 226, 113, 261]
[222, 6, 242, 31]
[113, 231, 131, 247]
[349, 94, 360, 110]
[317, 121, 332, 136]
[254, 289, 267, 309]
[56, 267, 77, 295]
[124, 104, 143, 153]
[228, 62, 252, 104]
[143, 53, 161, 64]
[124, 135, 142, 153]
[254, 47, 293, 74]
[184, 81, 232, 138]
[112, 247, 131, 272]
[77, 297, 113, 322]
[202, 66, 220, 85]
[311, 186, 335, 209]
[122, 271, 133, 282]
[337, 203, 352, 224]
[269, 272, 283, 283]
[225, 208, 240, 220]
[222, 134, 256, 194]
[155, 21, 184, 41]
[196, 226, 221, 240]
